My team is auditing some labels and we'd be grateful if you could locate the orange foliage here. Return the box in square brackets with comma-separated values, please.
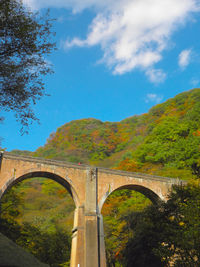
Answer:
[193, 129, 200, 136]
[116, 158, 139, 172]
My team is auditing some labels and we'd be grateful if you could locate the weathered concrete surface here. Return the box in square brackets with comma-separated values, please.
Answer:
[85, 167, 99, 267]
[0, 152, 184, 267]
[0, 233, 49, 267]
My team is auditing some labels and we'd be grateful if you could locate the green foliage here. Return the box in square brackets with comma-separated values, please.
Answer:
[0, 183, 24, 218]
[28, 88, 200, 180]
[0, 219, 71, 266]
[122, 151, 133, 160]
[115, 142, 127, 152]
[102, 189, 151, 266]
[4, 88, 200, 266]
[0, 178, 74, 266]
[19, 224, 71, 266]
[10, 149, 32, 156]
[122, 183, 200, 267]
[33, 118, 134, 164]
[135, 116, 200, 176]
[0, 0, 55, 130]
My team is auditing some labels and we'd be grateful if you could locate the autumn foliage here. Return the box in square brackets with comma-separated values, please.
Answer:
[12, 88, 200, 180]
[7, 88, 200, 266]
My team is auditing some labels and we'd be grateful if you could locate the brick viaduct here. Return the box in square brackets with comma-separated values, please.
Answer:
[0, 152, 183, 267]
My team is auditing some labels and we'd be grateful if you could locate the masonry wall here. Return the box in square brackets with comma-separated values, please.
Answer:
[0, 152, 183, 267]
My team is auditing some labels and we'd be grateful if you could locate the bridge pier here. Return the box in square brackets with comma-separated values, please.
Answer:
[84, 214, 99, 267]
[70, 206, 85, 267]
[99, 214, 106, 267]
[84, 167, 100, 267]
[70, 167, 107, 267]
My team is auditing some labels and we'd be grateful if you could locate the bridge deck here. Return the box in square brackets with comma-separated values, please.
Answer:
[1, 152, 183, 183]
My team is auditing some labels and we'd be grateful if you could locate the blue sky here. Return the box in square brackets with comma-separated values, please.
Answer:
[1, 0, 200, 151]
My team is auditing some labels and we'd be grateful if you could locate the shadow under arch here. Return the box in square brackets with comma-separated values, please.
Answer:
[1, 171, 80, 208]
[99, 184, 161, 213]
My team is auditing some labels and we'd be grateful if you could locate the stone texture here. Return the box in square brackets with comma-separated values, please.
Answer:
[0, 152, 184, 267]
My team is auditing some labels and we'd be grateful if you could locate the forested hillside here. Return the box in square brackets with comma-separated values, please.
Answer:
[12, 88, 200, 180]
[5, 88, 200, 266]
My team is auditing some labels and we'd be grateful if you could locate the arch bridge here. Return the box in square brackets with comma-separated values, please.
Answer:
[0, 152, 183, 267]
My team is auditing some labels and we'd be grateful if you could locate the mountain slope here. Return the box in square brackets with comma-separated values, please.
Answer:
[6, 88, 200, 266]
[11, 88, 200, 180]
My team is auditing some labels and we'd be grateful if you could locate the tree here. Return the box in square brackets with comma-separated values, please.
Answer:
[0, 183, 24, 241]
[0, 182, 72, 266]
[102, 189, 151, 267]
[135, 116, 200, 177]
[0, 0, 55, 132]
[122, 183, 200, 267]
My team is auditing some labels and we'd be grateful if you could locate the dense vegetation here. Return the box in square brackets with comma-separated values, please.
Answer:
[3, 88, 200, 266]
[11, 88, 200, 180]
[122, 182, 200, 267]
[101, 190, 151, 266]
[0, 179, 74, 266]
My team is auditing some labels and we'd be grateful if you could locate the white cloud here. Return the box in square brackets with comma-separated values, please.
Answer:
[145, 93, 163, 103]
[23, 0, 200, 78]
[145, 69, 166, 84]
[22, 0, 113, 12]
[23, 0, 38, 10]
[190, 77, 199, 86]
[178, 49, 192, 68]
[64, 38, 86, 49]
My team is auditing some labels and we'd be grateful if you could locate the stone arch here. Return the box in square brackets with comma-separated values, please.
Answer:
[0, 170, 80, 208]
[99, 184, 161, 212]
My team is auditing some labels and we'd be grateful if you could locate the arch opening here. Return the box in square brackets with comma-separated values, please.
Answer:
[99, 184, 161, 213]
[111, 184, 161, 205]
[1, 171, 80, 207]
[101, 185, 161, 267]
[0, 173, 76, 267]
